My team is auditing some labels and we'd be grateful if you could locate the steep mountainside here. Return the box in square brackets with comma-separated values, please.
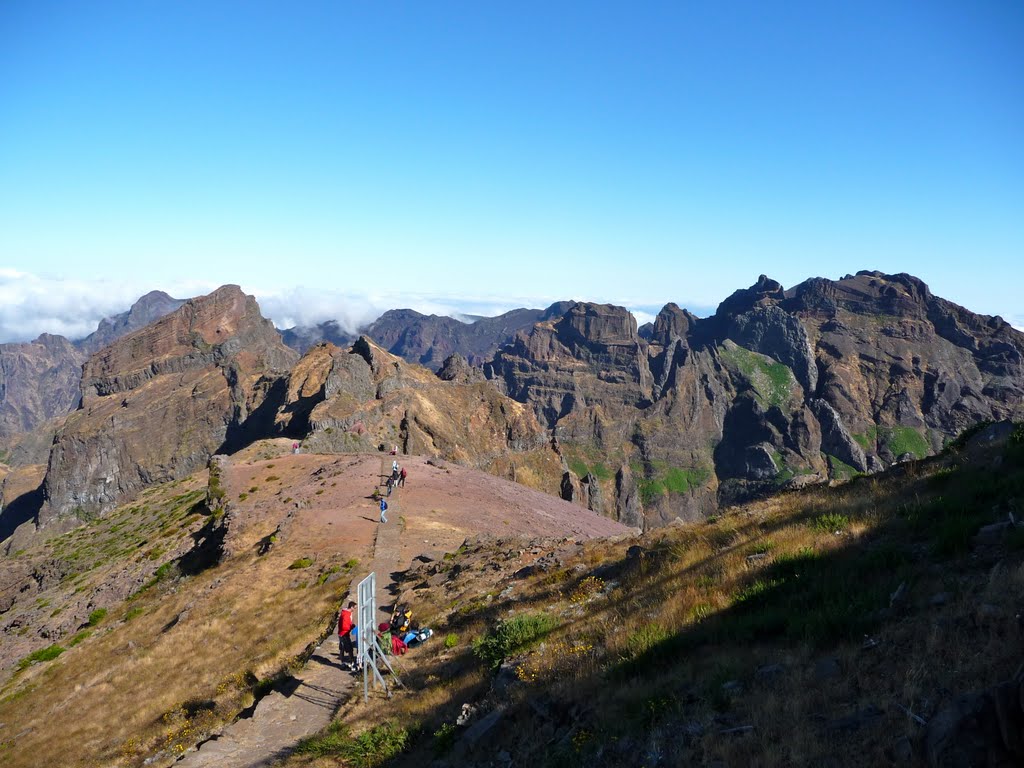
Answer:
[277, 338, 561, 488]
[77, 290, 185, 355]
[486, 272, 1024, 528]
[0, 291, 184, 443]
[281, 302, 575, 370]
[0, 334, 83, 438]
[38, 286, 298, 528]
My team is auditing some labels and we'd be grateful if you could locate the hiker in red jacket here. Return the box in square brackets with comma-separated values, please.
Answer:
[338, 601, 356, 671]
[398, 467, 407, 487]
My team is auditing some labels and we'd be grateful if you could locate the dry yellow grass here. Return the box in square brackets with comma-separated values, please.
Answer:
[278, 438, 1024, 767]
[0, 477, 369, 768]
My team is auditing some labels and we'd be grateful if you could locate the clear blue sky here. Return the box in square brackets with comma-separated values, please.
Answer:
[1, 1, 1022, 339]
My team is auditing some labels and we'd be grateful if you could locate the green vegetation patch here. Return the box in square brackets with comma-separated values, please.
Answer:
[718, 342, 795, 408]
[826, 454, 860, 481]
[296, 720, 410, 765]
[714, 547, 887, 646]
[87, 608, 107, 626]
[288, 557, 315, 570]
[879, 426, 930, 459]
[473, 613, 557, 671]
[17, 644, 65, 670]
[631, 461, 711, 505]
[68, 630, 92, 647]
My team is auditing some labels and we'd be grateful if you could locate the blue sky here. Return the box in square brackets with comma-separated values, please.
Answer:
[1, 1, 1022, 340]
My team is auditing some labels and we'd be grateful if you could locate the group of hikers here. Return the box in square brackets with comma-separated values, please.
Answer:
[337, 599, 432, 671]
[379, 460, 407, 523]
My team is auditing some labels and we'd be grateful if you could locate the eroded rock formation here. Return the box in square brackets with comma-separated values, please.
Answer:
[38, 286, 297, 526]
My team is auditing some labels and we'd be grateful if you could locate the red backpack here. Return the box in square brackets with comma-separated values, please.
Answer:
[391, 634, 407, 655]
[339, 609, 353, 635]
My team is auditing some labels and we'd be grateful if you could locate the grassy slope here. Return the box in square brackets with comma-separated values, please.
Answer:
[0, 467, 366, 768]
[286, 425, 1024, 767]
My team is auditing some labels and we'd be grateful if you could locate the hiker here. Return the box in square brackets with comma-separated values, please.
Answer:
[377, 621, 405, 655]
[338, 601, 356, 670]
[390, 468, 400, 486]
[392, 459, 399, 474]
[386, 476, 394, 496]
[379, 497, 388, 523]
[398, 466, 407, 487]
[292, 442, 300, 454]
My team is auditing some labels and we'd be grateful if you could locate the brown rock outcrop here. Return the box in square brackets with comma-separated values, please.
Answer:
[482, 274, 1024, 529]
[0, 334, 83, 438]
[278, 337, 548, 469]
[38, 286, 297, 526]
[0, 292, 185, 443]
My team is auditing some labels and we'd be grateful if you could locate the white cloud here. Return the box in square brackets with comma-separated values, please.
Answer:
[0, 272, 218, 344]
[0, 271, 716, 345]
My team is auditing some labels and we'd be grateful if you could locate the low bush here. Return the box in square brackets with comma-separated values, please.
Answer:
[473, 613, 557, 671]
[296, 720, 410, 766]
[17, 644, 65, 670]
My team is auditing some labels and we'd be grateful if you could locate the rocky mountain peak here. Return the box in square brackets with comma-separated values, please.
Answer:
[39, 286, 298, 524]
[650, 302, 696, 347]
[78, 290, 186, 355]
[558, 302, 639, 348]
[715, 274, 786, 318]
[81, 285, 295, 401]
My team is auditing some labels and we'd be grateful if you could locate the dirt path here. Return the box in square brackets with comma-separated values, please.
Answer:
[177, 489, 405, 768]
[175, 449, 626, 767]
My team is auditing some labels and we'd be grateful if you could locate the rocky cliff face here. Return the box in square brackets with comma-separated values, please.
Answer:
[38, 286, 298, 526]
[281, 302, 575, 370]
[0, 334, 83, 439]
[77, 290, 185, 356]
[484, 272, 1024, 529]
[277, 337, 553, 474]
[0, 291, 185, 444]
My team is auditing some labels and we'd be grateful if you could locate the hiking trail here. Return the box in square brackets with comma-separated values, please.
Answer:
[176, 470, 406, 768]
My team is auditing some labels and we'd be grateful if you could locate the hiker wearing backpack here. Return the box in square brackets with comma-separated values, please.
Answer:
[398, 467, 407, 487]
[379, 497, 388, 523]
[338, 601, 356, 671]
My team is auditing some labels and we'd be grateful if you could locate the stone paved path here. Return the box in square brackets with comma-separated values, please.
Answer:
[177, 474, 406, 768]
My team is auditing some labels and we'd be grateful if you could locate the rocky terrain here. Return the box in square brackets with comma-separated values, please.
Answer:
[0, 440, 626, 767]
[36, 286, 297, 531]
[277, 338, 557, 482]
[4, 270, 1023, 548]
[0, 290, 184, 443]
[281, 303, 575, 369]
[486, 272, 1024, 529]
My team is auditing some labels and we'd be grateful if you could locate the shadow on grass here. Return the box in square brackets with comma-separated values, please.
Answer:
[289, 433, 1024, 767]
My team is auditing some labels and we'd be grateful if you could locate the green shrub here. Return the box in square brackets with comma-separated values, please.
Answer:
[433, 722, 457, 756]
[812, 513, 849, 533]
[17, 644, 65, 670]
[87, 608, 107, 626]
[124, 606, 145, 622]
[288, 557, 314, 570]
[68, 630, 91, 647]
[621, 622, 670, 661]
[296, 720, 409, 765]
[473, 614, 557, 671]
[444, 633, 459, 649]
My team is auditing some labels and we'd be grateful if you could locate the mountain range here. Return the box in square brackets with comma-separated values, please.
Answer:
[2, 271, 1022, 546]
